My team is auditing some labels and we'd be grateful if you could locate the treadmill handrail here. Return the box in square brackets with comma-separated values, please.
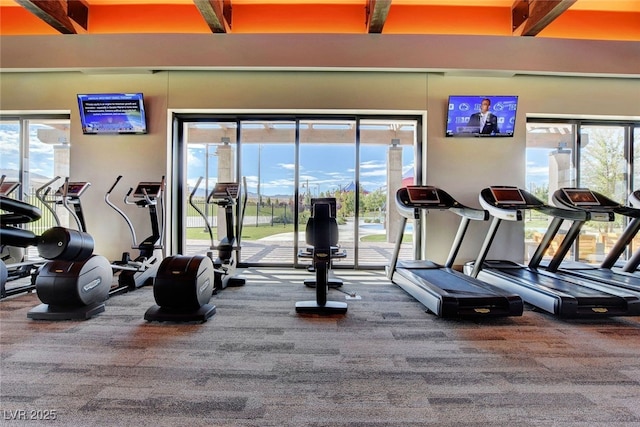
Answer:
[392, 186, 489, 271]
[534, 205, 595, 222]
[450, 206, 489, 222]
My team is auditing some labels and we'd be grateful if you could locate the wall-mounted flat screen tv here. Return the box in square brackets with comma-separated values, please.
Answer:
[446, 95, 518, 137]
[77, 93, 147, 134]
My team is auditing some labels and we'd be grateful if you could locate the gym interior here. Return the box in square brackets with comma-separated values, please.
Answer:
[1, 1, 640, 425]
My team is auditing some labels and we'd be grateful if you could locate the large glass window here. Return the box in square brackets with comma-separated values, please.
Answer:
[240, 121, 296, 266]
[177, 114, 421, 269]
[526, 120, 638, 265]
[524, 122, 576, 262]
[579, 125, 628, 262]
[0, 115, 71, 259]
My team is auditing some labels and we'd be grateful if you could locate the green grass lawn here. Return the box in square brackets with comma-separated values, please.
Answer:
[187, 224, 413, 243]
[186, 223, 295, 241]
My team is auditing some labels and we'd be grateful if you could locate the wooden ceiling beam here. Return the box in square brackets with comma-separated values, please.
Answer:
[366, 0, 392, 34]
[194, 0, 232, 34]
[512, 0, 577, 36]
[14, 0, 88, 34]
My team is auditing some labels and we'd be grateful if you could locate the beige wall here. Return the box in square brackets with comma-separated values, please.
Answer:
[1, 35, 639, 263]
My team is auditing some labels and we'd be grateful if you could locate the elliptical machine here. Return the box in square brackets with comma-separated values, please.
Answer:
[202, 177, 247, 292]
[105, 176, 164, 296]
[0, 179, 112, 320]
[29, 177, 111, 320]
[144, 177, 246, 322]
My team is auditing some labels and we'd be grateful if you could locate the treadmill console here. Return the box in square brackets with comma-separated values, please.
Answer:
[406, 186, 440, 205]
[489, 187, 526, 206]
[208, 182, 239, 201]
[133, 182, 163, 199]
[561, 188, 600, 207]
[0, 181, 19, 196]
[56, 182, 90, 198]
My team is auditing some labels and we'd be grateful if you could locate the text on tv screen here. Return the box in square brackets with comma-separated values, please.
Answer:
[77, 93, 147, 134]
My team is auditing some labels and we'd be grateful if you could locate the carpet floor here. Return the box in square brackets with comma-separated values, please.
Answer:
[1, 268, 640, 426]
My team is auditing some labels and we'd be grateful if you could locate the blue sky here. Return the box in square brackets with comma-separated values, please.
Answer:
[187, 143, 415, 197]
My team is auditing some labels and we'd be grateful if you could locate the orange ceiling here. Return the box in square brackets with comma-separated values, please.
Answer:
[0, 0, 639, 40]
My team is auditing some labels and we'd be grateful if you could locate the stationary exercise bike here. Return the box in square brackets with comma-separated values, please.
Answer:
[298, 197, 346, 289]
[295, 199, 348, 315]
[144, 177, 247, 322]
[105, 176, 165, 296]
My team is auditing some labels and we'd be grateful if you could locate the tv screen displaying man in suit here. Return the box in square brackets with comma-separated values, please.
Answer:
[445, 95, 518, 137]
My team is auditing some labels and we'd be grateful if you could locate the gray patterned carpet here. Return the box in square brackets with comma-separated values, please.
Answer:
[1, 268, 640, 426]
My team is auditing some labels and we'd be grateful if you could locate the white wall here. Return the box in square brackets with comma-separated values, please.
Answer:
[1, 34, 639, 263]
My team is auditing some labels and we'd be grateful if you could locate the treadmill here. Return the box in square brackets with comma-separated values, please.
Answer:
[465, 186, 640, 318]
[543, 187, 640, 292]
[387, 185, 523, 318]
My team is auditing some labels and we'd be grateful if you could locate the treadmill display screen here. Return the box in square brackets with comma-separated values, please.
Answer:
[133, 182, 162, 198]
[563, 188, 599, 206]
[490, 187, 526, 204]
[407, 186, 440, 204]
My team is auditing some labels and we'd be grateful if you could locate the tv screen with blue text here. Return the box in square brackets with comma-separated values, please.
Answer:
[77, 93, 148, 134]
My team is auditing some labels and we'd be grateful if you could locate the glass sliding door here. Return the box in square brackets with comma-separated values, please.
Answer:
[358, 119, 416, 267]
[299, 119, 356, 267]
[524, 122, 577, 262]
[579, 124, 628, 263]
[526, 120, 638, 265]
[239, 120, 296, 266]
[183, 121, 239, 258]
[177, 113, 423, 268]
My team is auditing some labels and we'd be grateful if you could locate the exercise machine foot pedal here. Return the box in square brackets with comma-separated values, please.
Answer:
[295, 300, 348, 315]
[144, 304, 216, 323]
[27, 302, 105, 320]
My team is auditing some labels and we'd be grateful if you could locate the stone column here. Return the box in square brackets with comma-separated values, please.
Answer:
[386, 145, 403, 243]
[215, 143, 235, 241]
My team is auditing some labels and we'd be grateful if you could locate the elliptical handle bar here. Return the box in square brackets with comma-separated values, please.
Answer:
[104, 175, 138, 247]
[35, 176, 61, 226]
[123, 187, 136, 205]
[60, 177, 85, 232]
[237, 176, 248, 245]
[158, 176, 166, 250]
[106, 175, 123, 195]
[189, 177, 214, 248]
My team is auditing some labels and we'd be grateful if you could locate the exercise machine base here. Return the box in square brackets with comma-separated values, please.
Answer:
[295, 300, 348, 315]
[27, 302, 105, 320]
[144, 303, 216, 323]
[304, 278, 343, 288]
